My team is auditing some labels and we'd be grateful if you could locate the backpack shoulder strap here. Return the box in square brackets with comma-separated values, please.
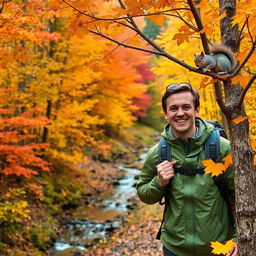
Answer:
[205, 128, 234, 226]
[156, 138, 171, 240]
[204, 128, 220, 162]
[158, 137, 171, 163]
[213, 175, 235, 226]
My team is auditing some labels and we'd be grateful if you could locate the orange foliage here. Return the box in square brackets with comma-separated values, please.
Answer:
[202, 153, 233, 177]
[0, 106, 50, 178]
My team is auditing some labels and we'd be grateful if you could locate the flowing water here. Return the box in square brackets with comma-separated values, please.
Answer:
[48, 152, 147, 255]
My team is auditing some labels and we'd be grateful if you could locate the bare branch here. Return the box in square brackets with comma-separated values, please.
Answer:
[117, 0, 126, 9]
[237, 73, 256, 108]
[238, 15, 250, 43]
[168, 10, 198, 31]
[246, 16, 254, 43]
[89, 30, 162, 55]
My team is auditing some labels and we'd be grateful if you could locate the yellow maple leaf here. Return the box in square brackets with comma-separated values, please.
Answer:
[211, 239, 236, 255]
[254, 155, 256, 166]
[202, 159, 225, 177]
[222, 153, 233, 170]
[232, 116, 248, 124]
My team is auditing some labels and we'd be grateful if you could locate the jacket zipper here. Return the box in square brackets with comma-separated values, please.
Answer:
[184, 139, 196, 255]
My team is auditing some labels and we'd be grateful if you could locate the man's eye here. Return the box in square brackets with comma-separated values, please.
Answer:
[183, 105, 191, 110]
[169, 106, 177, 111]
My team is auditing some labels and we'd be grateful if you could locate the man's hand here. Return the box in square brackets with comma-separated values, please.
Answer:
[157, 160, 176, 187]
[226, 244, 238, 256]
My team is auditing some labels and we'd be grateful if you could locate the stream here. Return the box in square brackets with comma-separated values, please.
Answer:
[48, 152, 147, 256]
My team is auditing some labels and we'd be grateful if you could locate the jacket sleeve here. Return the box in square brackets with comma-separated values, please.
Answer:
[136, 145, 168, 204]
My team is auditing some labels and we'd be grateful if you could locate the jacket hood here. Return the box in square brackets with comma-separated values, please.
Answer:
[161, 117, 214, 147]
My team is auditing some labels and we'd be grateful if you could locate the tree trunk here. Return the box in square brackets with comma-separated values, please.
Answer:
[219, 0, 256, 254]
[227, 114, 256, 256]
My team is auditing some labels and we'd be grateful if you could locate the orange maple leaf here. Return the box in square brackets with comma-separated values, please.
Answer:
[222, 153, 233, 169]
[211, 239, 236, 255]
[251, 140, 256, 150]
[232, 116, 248, 124]
[172, 33, 189, 45]
[199, 77, 211, 89]
[202, 159, 225, 176]
[148, 14, 167, 26]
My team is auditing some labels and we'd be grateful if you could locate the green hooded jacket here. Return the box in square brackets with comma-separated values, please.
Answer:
[136, 118, 235, 256]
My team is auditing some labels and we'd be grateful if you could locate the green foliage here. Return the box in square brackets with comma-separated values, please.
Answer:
[40, 159, 88, 215]
[42, 177, 86, 214]
[139, 86, 166, 131]
[143, 18, 162, 39]
[26, 219, 57, 251]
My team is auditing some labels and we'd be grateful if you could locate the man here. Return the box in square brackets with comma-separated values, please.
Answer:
[136, 83, 237, 256]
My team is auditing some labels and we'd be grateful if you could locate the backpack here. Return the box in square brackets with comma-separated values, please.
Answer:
[156, 120, 234, 240]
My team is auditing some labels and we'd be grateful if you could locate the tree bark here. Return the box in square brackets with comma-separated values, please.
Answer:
[219, 0, 256, 255]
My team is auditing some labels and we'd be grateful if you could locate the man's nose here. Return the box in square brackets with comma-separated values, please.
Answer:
[176, 108, 184, 116]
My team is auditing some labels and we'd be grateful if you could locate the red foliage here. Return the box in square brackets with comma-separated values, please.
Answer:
[133, 63, 155, 117]
[132, 93, 151, 117]
[135, 63, 156, 83]
[0, 108, 50, 178]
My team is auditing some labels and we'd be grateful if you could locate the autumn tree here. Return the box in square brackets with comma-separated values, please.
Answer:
[59, 0, 256, 255]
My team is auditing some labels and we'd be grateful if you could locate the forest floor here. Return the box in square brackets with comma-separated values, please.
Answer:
[82, 199, 164, 256]
[81, 126, 164, 256]
[54, 124, 165, 256]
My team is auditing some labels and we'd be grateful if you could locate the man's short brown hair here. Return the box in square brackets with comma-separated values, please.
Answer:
[161, 83, 200, 113]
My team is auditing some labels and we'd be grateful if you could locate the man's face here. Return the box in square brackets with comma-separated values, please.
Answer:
[164, 91, 199, 139]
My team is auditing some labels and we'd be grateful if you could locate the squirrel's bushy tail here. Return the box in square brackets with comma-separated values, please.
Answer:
[210, 43, 237, 70]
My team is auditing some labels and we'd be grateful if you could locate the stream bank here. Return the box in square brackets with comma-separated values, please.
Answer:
[47, 141, 156, 255]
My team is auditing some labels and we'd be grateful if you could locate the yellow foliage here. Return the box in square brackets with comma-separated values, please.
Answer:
[211, 239, 236, 255]
[202, 159, 226, 177]
[0, 188, 30, 224]
[152, 17, 221, 122]
[223, 153, 233, 170]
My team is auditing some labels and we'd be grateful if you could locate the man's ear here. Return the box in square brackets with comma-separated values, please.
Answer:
[163, 111, 168, 120]
[195, 106, 200, 116]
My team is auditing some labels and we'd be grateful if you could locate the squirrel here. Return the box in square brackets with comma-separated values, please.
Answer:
[194, 44, 237, 75]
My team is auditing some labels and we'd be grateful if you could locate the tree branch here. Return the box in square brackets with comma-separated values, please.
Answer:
[62, 0, 190, 23]
[238, 15, 250, 43]
[187, 0, 227, 113]
[0, 0, 11, 13]
[64, 0, 230, 85]
[117, 0, 126, 9]
[168, 11, 198, 31]
[237, 73, 256, 108]
[186, 0, 210, 53]
[89, 30, 228, 81]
